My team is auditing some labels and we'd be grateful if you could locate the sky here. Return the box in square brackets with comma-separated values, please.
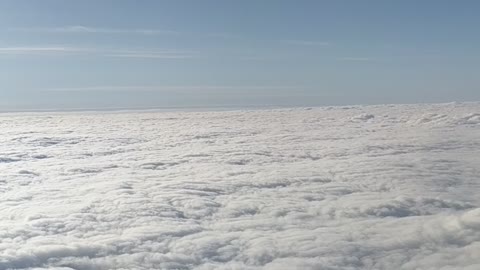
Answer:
[0, 0, 479, 111]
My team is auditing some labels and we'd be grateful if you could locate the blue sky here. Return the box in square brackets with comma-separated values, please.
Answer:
[0, 0, 479, 110]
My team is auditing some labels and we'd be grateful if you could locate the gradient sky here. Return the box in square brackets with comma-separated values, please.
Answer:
[1, 0, 479, 110]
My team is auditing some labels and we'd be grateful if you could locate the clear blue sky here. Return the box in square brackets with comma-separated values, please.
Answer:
[1, 0, 479, 110]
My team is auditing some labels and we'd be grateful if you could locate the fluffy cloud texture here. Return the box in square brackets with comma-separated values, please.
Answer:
[0, 102, 479, 270]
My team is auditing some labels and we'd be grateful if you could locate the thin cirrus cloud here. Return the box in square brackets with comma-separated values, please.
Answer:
[0, 46, 196, 59]
[105, 50, 196, 59]
[0, 46, 91, 54]
[338, 57, 375, 62]
[44, 85, 299, 95]
[9, 26, 332, 46]
[9, 25, 179, 35]
[283, 40, 331, 46]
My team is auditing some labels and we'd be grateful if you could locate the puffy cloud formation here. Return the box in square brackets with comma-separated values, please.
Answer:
[0, 102, 479, 270]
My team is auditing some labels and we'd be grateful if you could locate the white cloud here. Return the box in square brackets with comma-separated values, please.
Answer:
[43, 85, 299, 95]
[0, 102, 479, 269]
[283, 40, 331, 46]
[0, 46, 90, 55]
[338, 57, 375, 62]
[104, 50, 197, 59]
[9, 26, 333, 47]
[0, 46, 195, 59]
[10, 26, 179, 35]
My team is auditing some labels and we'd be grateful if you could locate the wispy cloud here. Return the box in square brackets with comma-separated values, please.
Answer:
[338, 57, 375, 62]
[10, 26, 178, 35]
[43, 85, 299, 94]
[105, 50, 197, 59]
[283, 40, 331, 46]
[0, 46, 90, 55]
[0, 46, 195, 59]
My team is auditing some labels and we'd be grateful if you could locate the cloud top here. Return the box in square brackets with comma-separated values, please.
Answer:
[0, 102, 479, 269]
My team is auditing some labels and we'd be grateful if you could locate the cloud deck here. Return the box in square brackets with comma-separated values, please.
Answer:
[0, 103, 479, 269]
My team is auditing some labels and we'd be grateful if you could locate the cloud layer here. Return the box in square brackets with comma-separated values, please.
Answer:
[10, 26, 178, 35]
[0, 102, 479, 269]
[0, 47, 194, 59]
